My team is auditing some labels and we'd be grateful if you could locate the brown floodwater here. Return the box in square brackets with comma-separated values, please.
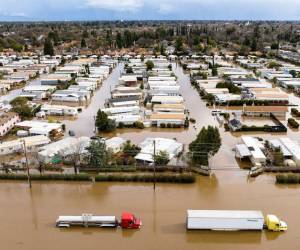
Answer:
[0, 174, 299, 250]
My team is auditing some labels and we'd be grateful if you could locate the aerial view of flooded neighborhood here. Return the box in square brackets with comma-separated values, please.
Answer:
[0, 1, 300, 249]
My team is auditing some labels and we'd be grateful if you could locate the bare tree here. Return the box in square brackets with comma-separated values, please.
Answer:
[67, 139, 88, 174]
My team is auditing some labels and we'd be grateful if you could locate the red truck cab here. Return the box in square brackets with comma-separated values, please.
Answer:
[120, 212, 142, 229]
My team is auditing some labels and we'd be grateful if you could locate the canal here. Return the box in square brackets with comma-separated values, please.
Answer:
[0, 174, 298, 250]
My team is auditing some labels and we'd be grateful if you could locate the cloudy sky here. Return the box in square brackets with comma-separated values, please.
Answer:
[0, 0, 300, 21]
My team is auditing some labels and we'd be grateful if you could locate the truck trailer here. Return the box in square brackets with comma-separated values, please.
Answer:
[186, 210, 287, 232]
[56, 212, 142, 229]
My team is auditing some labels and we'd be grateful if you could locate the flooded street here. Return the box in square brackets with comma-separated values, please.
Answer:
[0, 174, 299, 250]
[62, 64, 123, 136]
[62, 62, 300, 169]
[63, 62, 218, 143]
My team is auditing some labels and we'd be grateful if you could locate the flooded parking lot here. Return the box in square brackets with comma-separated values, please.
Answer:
[0, 173, 299, 250]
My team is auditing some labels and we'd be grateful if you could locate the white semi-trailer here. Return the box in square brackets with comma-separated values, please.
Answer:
[187, 210, 265, 231]
[186, 210, 287, 231]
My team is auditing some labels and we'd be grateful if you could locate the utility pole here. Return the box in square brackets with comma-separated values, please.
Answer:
[153, 139, 156, 190]
[93, 115, 97, 134]
[22, 140, 32, 189]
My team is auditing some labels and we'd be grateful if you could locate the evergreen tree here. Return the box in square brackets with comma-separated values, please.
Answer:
[212, 66, 218, 76]
[81, 38, 87, 48]
[116, 32, 123, 49]
[175, 37, 183, 52]
[95, 109, 116, 132]
[82, 30, 89, 38]
[146, 60, 154, 71]
[251, 38, 257, 51]
[189, 126, 221, 166]
[48, 31, 60, 46]
[43, 38, 54, 56]
[160, 43, 165, 56]
[86, 140, 107, 168]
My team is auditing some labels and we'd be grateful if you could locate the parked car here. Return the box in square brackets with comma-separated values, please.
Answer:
[69, 130, 75, 136]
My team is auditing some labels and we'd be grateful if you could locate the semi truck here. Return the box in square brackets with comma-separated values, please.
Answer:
[186, 210, 287, 232]
[56, 212, 142, 229]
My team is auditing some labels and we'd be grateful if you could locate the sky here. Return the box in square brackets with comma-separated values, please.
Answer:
[0, 0, 300, 21]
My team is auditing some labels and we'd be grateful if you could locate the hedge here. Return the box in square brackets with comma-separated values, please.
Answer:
[226, 100, 288, 106]
[97, 167, 137, 172]
[291, 108, 300, 117]
[276, 174, 300, 184]
[95, 174, 195, 183]
[0, 173, 196, 183]
[288, 118, 299, 129]
[0, 174, 91, 181]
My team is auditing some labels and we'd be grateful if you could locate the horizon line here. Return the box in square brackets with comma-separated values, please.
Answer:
[0, 19, 300, 23]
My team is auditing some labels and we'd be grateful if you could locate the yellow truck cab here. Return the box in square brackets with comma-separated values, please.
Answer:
[266, 215, 288, 232]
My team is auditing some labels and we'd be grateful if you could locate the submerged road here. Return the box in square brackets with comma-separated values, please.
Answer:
[63, 63, 123, 137]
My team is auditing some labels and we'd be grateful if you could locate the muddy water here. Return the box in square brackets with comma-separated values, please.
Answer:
[0, 174, 299, 250]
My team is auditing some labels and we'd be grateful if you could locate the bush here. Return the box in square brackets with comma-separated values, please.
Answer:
[118, 122, 125, 128]
[160, 123, 166, 128]
[216, 82, 240, 94]
[133, 121, 144, 129]
[95, 174, 195, 183]
[97, 167, 137, 172]
[276, 174, 300, 184]
[288, 118, 299, 129]
[0, 174, 91, 181]
[167, 123, 172, 128]
[291, 108, 300, 117]
[222, 113, 230, 120]
[224, 123, 230, 131]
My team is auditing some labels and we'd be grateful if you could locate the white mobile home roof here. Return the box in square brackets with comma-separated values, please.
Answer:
[241, 136, 266, 161]
[148, 81, 178, 86]
[38, 137, 90, 158]
[135, 137, 183, 163]
[280, 138, 300, 161]
[269, 139, 293, 157]
[148, 76, 176, 81]
[205, 88, 229, 94]
[149, 85, 180, 91]
[23, 85, 56, 92]
[119, 75, 137, 82]
[235, 144, 252, 158]
[0, 135, 50, 151]
[105, 137, 126, 152]
[108, 114, 142, 123]
[16, 121, 61, 130]
[111, 100, 139, 107]
[102, 106, 140, 115]
[151, 95, 184, 104]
